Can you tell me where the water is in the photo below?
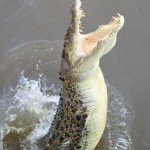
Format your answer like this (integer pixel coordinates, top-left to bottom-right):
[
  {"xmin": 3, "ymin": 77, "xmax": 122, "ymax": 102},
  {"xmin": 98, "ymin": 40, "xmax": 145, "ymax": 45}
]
[{"xmin": 0, "ymin": 41, "xmax": 133, "ymax": 149}]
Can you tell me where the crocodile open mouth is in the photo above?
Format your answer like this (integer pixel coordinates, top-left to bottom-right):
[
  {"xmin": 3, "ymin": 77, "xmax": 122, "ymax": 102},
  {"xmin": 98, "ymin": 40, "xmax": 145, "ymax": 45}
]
[
  {"xmin": 82, "ymin": 14, "xmax": 124, "ymax": 55},
  {"xmin": 63, "ymin": 0, "xmax": 124, "ymax": 63}
]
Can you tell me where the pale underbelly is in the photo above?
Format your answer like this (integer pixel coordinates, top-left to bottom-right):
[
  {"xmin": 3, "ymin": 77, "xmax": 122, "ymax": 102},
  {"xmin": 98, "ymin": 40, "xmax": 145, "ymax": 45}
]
[{"xmin": 79, "ymin": 75, "xmax": 108, "ymax": 150}]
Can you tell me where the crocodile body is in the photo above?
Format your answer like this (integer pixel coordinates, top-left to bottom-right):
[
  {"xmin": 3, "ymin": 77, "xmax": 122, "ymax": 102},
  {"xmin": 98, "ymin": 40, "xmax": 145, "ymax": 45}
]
[{"xmin": 44, "ymin": 0, "xmax": 124, "ymax": 149}]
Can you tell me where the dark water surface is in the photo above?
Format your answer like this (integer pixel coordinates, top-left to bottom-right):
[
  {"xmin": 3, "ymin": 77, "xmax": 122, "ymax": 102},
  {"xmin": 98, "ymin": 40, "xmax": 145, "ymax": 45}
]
[{"xmin": 0, "ymin": 0, "xmax": 150, "ymax": 149}]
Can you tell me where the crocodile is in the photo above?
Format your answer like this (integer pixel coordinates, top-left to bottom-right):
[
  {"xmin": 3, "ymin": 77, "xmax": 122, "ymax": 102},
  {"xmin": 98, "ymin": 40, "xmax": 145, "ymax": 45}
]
[{"xmin": 43, "ymin": 0, "xmax": 124, "ymax": 149}]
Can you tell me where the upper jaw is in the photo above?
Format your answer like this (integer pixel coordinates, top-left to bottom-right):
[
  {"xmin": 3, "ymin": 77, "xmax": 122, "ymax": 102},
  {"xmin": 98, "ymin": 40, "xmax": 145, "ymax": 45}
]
[{"xmin": 62, "ymin": 0, "xmax": 124, "ymax": 67}]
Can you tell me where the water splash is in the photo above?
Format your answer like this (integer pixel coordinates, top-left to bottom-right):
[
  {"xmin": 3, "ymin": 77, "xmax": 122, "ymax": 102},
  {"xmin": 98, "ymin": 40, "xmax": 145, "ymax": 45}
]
[{"xmin": 2, "ymin": 73, "xmax": 59, "ymax": 149}]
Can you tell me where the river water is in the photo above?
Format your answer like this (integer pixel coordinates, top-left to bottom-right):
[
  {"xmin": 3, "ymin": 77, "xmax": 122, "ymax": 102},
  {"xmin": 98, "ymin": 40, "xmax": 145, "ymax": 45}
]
[{"xmin": 0, "ymin": 0, "xmax": 150, "ymax": 150}]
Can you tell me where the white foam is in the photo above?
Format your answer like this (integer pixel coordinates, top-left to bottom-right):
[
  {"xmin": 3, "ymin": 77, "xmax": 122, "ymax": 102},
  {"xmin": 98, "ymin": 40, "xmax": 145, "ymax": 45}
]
[{"xmin": 3, "ymin": 73, "xmax": 60, "ymax": 149}]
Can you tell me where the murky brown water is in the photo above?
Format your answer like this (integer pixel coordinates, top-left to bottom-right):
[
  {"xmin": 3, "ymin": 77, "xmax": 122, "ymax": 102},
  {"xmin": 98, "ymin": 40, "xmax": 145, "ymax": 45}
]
[{"xmin": 0, "ymin": 0, "xmax": 150, "ymax": 149}]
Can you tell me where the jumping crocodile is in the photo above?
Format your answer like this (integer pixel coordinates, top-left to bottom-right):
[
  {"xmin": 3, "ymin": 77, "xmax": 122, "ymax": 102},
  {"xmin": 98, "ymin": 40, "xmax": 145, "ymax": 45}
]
[{"xmin": 43, "ymin": 0, "xmax": 124, "ymax": 149}]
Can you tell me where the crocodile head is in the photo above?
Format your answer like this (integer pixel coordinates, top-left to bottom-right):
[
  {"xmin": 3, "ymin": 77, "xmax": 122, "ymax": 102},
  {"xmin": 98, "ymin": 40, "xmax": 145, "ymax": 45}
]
[{"xmin": 61, "ymin": 0, "xmax": 124, "ymax": 74}]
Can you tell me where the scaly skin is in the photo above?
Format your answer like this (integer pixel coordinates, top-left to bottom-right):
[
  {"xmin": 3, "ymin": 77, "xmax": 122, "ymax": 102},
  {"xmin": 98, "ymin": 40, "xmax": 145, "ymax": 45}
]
[{"xmin": 44, "ymin": 0, "xmax": 124, "ymax": 149}]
